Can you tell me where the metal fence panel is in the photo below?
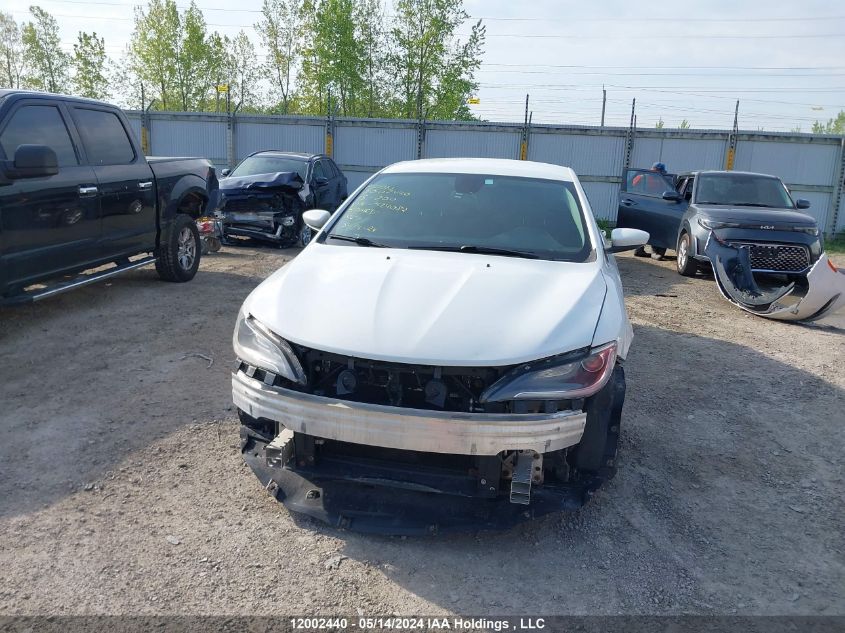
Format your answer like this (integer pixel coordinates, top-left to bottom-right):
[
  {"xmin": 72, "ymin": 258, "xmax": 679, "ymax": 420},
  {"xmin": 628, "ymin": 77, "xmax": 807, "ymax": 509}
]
[
  {"xmin": 735, "ymin": 139, "xmax": 839, "ymax": 186},
  {"xmin": 581, "ymin": 182, "xmax": 620, "ymax": 222},
  {"xmin": 424, "ymin": 129, "xmax": 520, "ymax": 159},
  {"xmin": 529, "ymin": 132, "xmax": 625, "ymax": 176},
  {"xmin": 334, "ymin": 124, "xmax": 417, "ymax": 167},
  {"xmin": 235, "ymin": 120, "xmax": 324, "ymax": 160},
  {"xmin": 149, "ymin": 118, "xmax": 227, "ymax": 163},
  {"xmin": 632, "ymin": 135, "xmax": 727, "ymax": 173}
]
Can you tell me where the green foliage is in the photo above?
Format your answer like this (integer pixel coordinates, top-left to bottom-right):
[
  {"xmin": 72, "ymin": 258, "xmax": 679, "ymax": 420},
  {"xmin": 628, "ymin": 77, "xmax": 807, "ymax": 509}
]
[
  {"xmin": 0, "ymin": 12, "xmax": 25, "ymax": 89},
  {"xmin": 679, "ymin": 119, "xmax": 690, "ymax": 129},
  {"xmin": 299, "ymin": 0, "xmax": 367, "ymax": 116},
  {"xmin": 812, "ymin": 111, "xmax": 845, "ymax": 134},
  {"xmin": 21, "ymin": 6, "xmax": 70, "ymax": 93},
  {"xmin": 256, "ymin": 0, "xmax": 302, "ymax": 114},
  {"xmin": 389, "ymin": 0, "xmax": 485, "ymax": 120},
  {"xmin": 824, "ymin": 235, "xmax": 845, "ymax": 255},
  {"xmin": 72, "ymin": 32, "xmax": 108, "ymax": 100},
  {"xmin": 655, "ymin": 117, "xmax": 664, "ymax": 129}
]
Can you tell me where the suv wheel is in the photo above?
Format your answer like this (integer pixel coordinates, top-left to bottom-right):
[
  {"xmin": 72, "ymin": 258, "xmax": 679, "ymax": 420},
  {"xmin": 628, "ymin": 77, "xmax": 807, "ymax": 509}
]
[
  {"xmin": 299, "ymin": 224, "xmax": 313, "ymax": 248},
  {"xmin": 676, "ymin": 232, "xmax": 698, "ymax": 277}
]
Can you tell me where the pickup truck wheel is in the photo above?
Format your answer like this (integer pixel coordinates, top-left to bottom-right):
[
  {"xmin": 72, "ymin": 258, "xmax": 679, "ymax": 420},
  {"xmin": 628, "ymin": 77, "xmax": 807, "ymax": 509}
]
[
  {"xmin": 156, "ymin": 214, "xmax": 201, "ymax": 282},
  {"xmin": 676, "ymin": 232, "xmax": 698, "ymax": 277}
]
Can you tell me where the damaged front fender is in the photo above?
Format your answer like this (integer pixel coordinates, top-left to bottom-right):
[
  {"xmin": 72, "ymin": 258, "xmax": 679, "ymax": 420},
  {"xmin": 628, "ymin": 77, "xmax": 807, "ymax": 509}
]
[{"xmin": 705, "ymin": 234, "xmax": 845, "ymax": 321}]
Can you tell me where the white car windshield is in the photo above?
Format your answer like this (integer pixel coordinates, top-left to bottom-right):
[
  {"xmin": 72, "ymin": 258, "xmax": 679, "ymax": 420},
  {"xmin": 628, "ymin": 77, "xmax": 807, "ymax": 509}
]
[{"xmin": 325, "ymin": 172, "xmax": 594, "ymax": 262}]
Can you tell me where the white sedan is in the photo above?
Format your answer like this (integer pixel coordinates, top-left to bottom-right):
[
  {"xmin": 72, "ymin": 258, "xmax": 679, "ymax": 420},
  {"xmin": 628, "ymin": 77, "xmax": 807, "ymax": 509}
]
[{"xmin": 232, "ymin": 158, "xmax": 648, "ymax": 534}]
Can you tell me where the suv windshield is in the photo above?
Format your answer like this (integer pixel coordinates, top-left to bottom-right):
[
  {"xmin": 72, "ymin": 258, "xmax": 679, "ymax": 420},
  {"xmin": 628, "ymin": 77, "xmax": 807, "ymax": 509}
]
[
  {"xmin": 325, "ymin": 172, "xmax": 593, "ymax": 262},
  {"xmin": 695, "ymin": 173, "xmax": 794, "ymax": 208},
  {"xmin": 230, "ymin": 155, "xmax": 308, "ymax": 179}
]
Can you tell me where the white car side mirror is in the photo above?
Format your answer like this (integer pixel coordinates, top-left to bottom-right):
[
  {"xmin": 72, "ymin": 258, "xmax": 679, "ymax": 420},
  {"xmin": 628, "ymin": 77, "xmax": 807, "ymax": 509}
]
[
  {"xmin": 303, "ymin": 209, "xmax": 331, "ymax": 231},
  {"xmin": 608, "ymin": 228, "xmax": 649, "ymax": 253}
]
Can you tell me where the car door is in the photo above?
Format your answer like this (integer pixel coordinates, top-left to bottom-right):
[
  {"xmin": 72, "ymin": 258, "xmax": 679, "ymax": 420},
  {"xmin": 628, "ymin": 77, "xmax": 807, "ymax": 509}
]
[
  {"xmin": 618, "ymin": 168, "xmax": 683, "ymax": 249},
  {"xmin": 69, "ymin": 106, "xmax": 157, "ymax": 258},
  {"xmin": 311, "ymin": 159, "xmax": 335, "ymax": 211},
  {"xmin": 0, "ymin": 101, "xmax": 101, "ymax": 289},
  {"xmin": 326, "ymin": 158, "xmax": 347, "ymax": 206}
]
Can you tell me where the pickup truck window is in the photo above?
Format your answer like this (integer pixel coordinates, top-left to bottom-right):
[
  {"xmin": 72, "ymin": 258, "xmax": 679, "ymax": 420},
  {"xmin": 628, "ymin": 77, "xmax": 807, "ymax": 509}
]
[
  {"xmin": 0, "ymin": 105, "xmax": 78, "ymax": 166},
  {"xmin": 72, "ymin": 107, "xmax": 136, "ymax": 165}
]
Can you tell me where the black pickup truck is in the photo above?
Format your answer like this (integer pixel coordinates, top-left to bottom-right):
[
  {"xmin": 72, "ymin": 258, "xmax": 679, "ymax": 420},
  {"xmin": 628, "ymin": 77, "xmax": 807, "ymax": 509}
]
[{"xmin": 0, "ymin": 90, "xmax": 218, "ymax": 303}]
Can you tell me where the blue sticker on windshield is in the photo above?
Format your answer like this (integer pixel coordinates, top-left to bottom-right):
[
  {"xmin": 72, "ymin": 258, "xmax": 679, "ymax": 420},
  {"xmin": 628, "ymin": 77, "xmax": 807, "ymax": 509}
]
[{"xmin": 484, "ymin": 178, "xmax": 494, "ymax": 185}]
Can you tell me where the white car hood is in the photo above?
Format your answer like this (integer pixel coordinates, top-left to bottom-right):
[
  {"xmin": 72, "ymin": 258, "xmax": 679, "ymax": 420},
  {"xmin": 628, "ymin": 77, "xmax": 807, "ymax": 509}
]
[{"xmin": 243, "ymin": 243, "xmax": 609, "ymax": 366}]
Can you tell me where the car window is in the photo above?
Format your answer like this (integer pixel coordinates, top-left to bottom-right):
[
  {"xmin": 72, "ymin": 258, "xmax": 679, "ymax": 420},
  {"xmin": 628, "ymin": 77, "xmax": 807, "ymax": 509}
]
[
  {"xmin": 328, "ymin": 160, "xmax": 341, "ymax": 177},
  {"xmin": 72, "ymin": 108, "xmax": 136, "ymax": 165},
  {"xmin": 230, "ymin": 155, "xmax": 307, "ymax": 180},
  {"xmin": 682, "ymin": 177, "xmax": 695, "ymax": 200},
  {"xmin": 0, "ymin": 105, "xmax": 78, "ymax": 166},
  {"xmin": 695, "ymin": 173, "xmax": 793, "ymax": 207},
  {"xmin": 326, "ymin": 172, "xmax": 593, "ymax": 262},
  {"xmin": 625, "ymin": 169, "xmax": 675, "ymax": 197},
  {"xmin": 313, "ymin": 161, "xmax": 326, "ymax": 179}
]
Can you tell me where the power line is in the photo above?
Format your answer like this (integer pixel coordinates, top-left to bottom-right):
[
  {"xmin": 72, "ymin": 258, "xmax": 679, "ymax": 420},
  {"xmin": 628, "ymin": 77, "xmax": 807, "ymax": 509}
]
[{"xmin": 14, "ymin": 11, "xmax": 845, "ymax": 39}]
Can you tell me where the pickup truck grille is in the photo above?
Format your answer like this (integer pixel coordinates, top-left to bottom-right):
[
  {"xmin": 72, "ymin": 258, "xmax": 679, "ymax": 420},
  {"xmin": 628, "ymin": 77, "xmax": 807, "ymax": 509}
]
[{"xmin": 729, "ymin": 242, "xmax": 811, "ymax": 273}]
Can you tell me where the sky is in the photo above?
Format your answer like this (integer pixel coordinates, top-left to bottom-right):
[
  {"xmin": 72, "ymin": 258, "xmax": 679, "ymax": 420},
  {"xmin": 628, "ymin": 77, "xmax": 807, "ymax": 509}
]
[{"xmin": 6, "ymin": 0, "xmax": 845, "ymax": 131}]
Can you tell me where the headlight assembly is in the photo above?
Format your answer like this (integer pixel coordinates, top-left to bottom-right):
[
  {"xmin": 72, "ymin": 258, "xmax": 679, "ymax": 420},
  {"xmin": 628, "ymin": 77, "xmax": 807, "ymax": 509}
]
[
  {"xmin": 480, "ymin": 342, "xmax": 617, "ymax": 403},
  {"xmin": 795, "ymin": 226, "xmax": 819, "ymax": 236},
  {"xmin": 698, "ymin": 218, "xmax": 740, "ymax": 231},
  {"xmin": 233, "ymin": 310, "xmax": 306, "ymax": 384}
]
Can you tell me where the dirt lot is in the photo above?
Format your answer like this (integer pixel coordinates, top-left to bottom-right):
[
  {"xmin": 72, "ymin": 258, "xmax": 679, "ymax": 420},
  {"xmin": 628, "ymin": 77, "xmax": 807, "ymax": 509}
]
[{"xmin": 0, "ymin": 246, "xmax": 843, "ymax": 616}]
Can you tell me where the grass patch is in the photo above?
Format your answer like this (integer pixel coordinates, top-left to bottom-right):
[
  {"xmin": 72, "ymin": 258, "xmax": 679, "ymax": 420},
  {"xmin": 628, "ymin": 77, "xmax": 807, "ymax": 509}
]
[
  {"xmin": 825, "ymin": 235, "xmax": 845, "ymax": 254},
  {"xmin": 596, "ymin": 219, "xmax": 614, "ymax": 235}
]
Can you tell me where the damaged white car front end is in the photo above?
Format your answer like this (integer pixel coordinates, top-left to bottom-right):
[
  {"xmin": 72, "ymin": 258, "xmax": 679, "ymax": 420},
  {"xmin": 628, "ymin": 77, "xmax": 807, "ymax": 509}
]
[{"xmin": 232, "ymin": 158, "xmax": 648, "ymax": 534}]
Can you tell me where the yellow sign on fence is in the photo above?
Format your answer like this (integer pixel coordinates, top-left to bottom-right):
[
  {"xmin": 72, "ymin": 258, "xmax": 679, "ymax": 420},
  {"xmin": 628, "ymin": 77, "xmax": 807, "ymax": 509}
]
[
  {"xmin": 467, "ymin": 97, "xmax": 480, "ymax": 105},
  {"xmin": 216, "ymin": 84, "xmax": 229, "ymax": 93}
]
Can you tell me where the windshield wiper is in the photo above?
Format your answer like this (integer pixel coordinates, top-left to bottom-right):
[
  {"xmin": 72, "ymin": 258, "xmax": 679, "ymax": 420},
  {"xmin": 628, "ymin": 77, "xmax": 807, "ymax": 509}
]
[
  {"xmin": 408, "ymin": 244, "xmax": 539, "ymax": 259},
  {"xmin": 327, "ymin": 234, "xmax": 387, "ymax": 248},
  {"xmin": 723, "ymin": 203, "xmax": 774, "ymax": 207}
]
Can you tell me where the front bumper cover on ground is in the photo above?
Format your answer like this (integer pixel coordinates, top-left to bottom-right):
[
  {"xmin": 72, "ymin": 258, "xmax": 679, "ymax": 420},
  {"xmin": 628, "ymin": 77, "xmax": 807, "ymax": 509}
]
[{"xmin": 705, "ymin": 235, "xmax": 845, "ymax": 321}]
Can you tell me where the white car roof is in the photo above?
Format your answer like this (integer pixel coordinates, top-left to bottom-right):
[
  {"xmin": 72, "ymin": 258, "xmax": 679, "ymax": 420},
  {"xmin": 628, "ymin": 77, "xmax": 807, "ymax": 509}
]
[{"xmin": 382, "ymin": 158, "xmax": 577, "ymax": 182}]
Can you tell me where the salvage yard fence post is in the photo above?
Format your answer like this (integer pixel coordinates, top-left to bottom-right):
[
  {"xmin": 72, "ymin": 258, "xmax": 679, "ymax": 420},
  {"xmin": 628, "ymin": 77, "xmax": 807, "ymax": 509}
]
[{"xmin": 126, "ymin": 109, "xmax": 845, "ymax": 236}]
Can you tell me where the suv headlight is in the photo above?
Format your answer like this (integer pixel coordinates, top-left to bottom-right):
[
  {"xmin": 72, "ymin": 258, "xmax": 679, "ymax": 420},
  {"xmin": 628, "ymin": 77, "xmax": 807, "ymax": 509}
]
[
  {"xmin": 796, "ymin": 226, "xmax": 819, "ymax": 236},
  {"xmin": 698, "ymin": 218, "xmax": 740, "ymax": 230},
  {"xmin": 233, "ymin": 310, "xmax": 306, "ymax": 384},
  {"xmin": 480, "ymin": 342, "xmax": 617, "ymax": 403}
]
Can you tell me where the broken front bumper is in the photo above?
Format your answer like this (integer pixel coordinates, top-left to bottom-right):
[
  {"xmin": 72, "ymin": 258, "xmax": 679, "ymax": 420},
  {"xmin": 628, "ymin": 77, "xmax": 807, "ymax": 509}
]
[
  {"xmin": 232, "ymin": 370, "xmax": 588, "ymax": 456},
  {"xmin": 705, "ymin": 235, "xmax": 845, "ymax": 321}
]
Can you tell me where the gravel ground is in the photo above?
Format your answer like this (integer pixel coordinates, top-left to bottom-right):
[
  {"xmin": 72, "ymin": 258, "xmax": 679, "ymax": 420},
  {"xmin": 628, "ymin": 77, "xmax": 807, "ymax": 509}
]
[{"xmin": 0, "ymin": 245, "xmax": 843, "ymax": 616}]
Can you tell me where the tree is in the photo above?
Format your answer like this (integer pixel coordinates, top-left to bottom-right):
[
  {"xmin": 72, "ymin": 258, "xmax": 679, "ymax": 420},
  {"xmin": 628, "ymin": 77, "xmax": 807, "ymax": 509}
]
[
  {"xmin": 256, "ymin": 0, "xmax": 303, "ymax": 114},
  {"xmin": 108, "ymin": 51, "xmax": 145, "ymax": 110},
  {"xmin": 679, "ymin": 119, "xmax": 690, "ymax": 129},
  {"xmin": 655, "ymin": 117, "xmax": 664, "ymax": 129},
  {"xmin": 222, "ymin": 31, "xmax": 261, "ymax": 111},
  {"xmin": 299, "ymin": 0, "xmax": 367, "ymax": 116},
  {"xmin": 389, "ymin": 0, "xmax": 485, "ymax": 120},
  {"xmin": 72, "ymin": 32, "xmax": 108, "ymax": 99},
  {"xmin": 0, "ymin": 12, "xmax": 25, "ymax": 89},
  {"xmin": 21, "ymin": 6, "xmax": 70, "ymax": 93},
  {"xmin": 357, "ymin": 0, "xmax": 388, "ymax": 117},
  {"xmin": 130, "ymin": 0, "xmax": 180, "ymax": 109},
  {"xmin": 173, "ymin": 2, "xmax": 213, "ymax": 111},
  {"xmin": 812, "ymin": 111, "xmax": 845, "ymax": 134},
  {"xmin": 129, "ymin": 0, "xmax": 222, "ymax": 111}
]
